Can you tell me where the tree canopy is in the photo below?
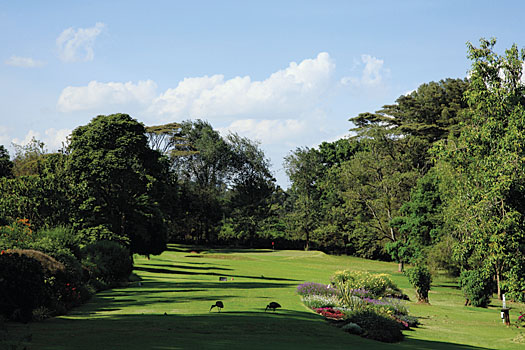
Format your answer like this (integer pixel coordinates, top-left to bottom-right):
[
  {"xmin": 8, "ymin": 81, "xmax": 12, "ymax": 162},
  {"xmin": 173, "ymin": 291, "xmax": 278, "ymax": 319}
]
[{"xmin": 66, "ymin": 113, "xmax": 169, "ymax": 254}]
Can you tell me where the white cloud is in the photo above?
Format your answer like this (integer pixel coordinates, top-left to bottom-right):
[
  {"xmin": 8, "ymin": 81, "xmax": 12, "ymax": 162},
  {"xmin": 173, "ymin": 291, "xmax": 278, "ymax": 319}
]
[
  {"xmin": 56, "ymin": 52, "xmax": 336, "ymax": 123},
  {"xmin": 57, "ymin": 80, "xmax": 157, "ymax": 112},
  {"xmin": 341, "ymin": 54, "xmax": 388, "ymax": 88},
  {"xmin": 56, "ymin": 22, "xmax": 105, "ymax": 62},
  {"xmin": 218, "ymin": 119, "xmax": 307, "ymax": 145},
  {"xmin": 5, "ymin": 56, "xmax": 45, "ymax": 68},
  {"xmin": 44, "ymin": 128, "xmax": 71, "ymax": 150},
  {"xmin": 11, "ymin": 128, "xmax": 71, "ymax": 152},
  {"xmin": 12, "ymin": 130, "xmax": 41, "ymax": 147},
  {"xmin": 151, "ymin": 52, "xmax": 335, "ymax": 120}
]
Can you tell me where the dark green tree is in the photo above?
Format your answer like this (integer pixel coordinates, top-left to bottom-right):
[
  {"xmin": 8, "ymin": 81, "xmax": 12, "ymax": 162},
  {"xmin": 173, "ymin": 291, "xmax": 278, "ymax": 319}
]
[
  {"xmin": 170, "ymin": 120, "xmax": 232, "ymax": 242},
  {"xmin": 284, "ymin": 147, "xmax": 323, "ymax": 250},
  {"xmin": 0, "ymin": 145, "xmax": 13, "ymax": 178},
  {"xmin": 145, "ymin": 122, "xmax": 187, "ymax": 156},
  {"xmin": 66, "ymin": 113, "xmax": 168, "ymax": 255},
  {"xmin": 339, "ymin": 128, "xmax": 419, "ymax": 265},
  {"xmin": 350, "ymin": 78, "xmax": 469, "ymax": 171},
  {"xmin": 227, "ymin": 133, "xmax": 275, "ymax": 244},
  {"xmin": 0, "ymin": 152, "xmax": 71, "ymax": 229},
  {"xmin": 388, "ymin": 168, "xmax": 446, "ymax": 268},
  {"xmin": 11, "ymin": 138, "xmax": 47, "ymax": 177},
  {"xmin": 436, "ymin": 38, "xmax": 525, "ymax": 300}
]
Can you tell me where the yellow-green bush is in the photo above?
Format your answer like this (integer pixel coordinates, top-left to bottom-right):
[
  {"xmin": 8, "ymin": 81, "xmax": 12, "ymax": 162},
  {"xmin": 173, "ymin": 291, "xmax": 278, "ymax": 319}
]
[{"xmin": 331, "ymin": 270, "xmax": 403, "ymax": 298}]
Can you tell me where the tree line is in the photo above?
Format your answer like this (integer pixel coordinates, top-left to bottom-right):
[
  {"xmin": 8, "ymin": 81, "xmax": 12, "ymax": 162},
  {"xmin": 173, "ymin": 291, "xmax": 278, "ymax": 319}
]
[{"xmin": 1, "ymin": 38, "xmax": 524, "ymax": 304}]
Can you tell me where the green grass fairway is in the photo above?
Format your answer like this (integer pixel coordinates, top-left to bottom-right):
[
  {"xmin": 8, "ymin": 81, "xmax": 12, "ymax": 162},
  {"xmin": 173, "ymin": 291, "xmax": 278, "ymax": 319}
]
[{"xmin": 4, "ymin": 245, "xmax": 525, "ymax": 349}]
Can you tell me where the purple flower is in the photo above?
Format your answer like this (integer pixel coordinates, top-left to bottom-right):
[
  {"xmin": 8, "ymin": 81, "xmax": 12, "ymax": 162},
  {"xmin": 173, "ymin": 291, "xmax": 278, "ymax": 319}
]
[
  {"xmin": 363, "ymin": 297, "xmax": 387, "ymax": 305},
  {"xmin": 297, "ymin": 282, "xmax": 339, "ymax": 297},
  {"xmin": 350, "ymin": 288, "xmax": 370, "ymax": 298}
]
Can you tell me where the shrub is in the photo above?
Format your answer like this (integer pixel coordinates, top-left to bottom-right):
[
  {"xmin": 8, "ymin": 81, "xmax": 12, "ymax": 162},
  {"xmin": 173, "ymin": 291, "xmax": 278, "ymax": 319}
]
[
  {"xmin": 341, "ymin": 322, "xmax": 363, "ymax": 335},
  {"xmin": 404, "ymin": 266, "xmax": 432, "ymax": 303},
  {"xmin": 363, "ymin": 297, "xmax": 408, "ymax": 316},
  {"xmin": 81, "ymin": 240, "xmax": 133, "ymax": 284},
  {"xmin": 331, "ymin": 270, "xmax": 402, "ymax": 298},
  {"xmin": 345, "ymin": 310, "xmax": 404, "ymax": 343},
  {"xmin": 31, "ymin": 226, "xmax": 82, "ymax": 258},
  {"xmin": 501, "ymin": 261, "xmax": 525, "ymax": 303},
  {"xmin": 7, "ymin": 249, "xmax": 65, "ymax": 275},
  {"xmin": 396, "ymin": 314, "xmax": 419, "ymax": 328},
  {"xmin": 302, "ymin": 294, "xmax": 340, "ymax": 309},
  {"xmin": 313, "ymin": 307, "xmax": 345, "ymax": 319},
  {"xmin": 425, "ymin": 235, "xmax": 460, "ymax": 277},
  {"xmin": 0, "ymin": 251, "xmax": 47, "ymax": 322},
  {"xmin": 296, "ymin": 282, "xmax": 339, "ymax": 297},
  {"xmin": 459, "ymin": 269, "xmax": 493, "ymax": 307},
  {"xmin": 517, "ymin": 312, "xmax": 525, "ymax": 328},
  {"xmin": 6, "ymin": 249, "xmax": 85, "ymax": 313},
  {"xmin": 0, "ymin": 218, "xmax": 35, "ymax": 250}
]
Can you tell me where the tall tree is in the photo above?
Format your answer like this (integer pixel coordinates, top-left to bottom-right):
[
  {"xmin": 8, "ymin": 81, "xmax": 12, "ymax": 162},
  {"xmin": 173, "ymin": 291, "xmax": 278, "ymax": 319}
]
[
  {"xmin": 145, "ymin": 122, "xmax": 189, "ymax": 157},
  {"xmin": 388, "ymin": 168, "xmax": 446, "ymax": 268},
  {"xmin": 284, "ymin": 147, "xmax": 323, "ymax": 250},
  {"xmin": 436, "ymin": 38, "xmax": 525, "ymax": 300},
  {"xmin": 11, "ymin": 138, "xmax": 47, "ymax": 176},
  {"xmin": 227, "ymin": 133, "xmax": 275, "ymax": 243},
  {"xmin": 0, "ymin": 145, "xmax": 13, "ymax": 178},
  {"xmin": 339, "ymin": 128, "xmax": 418, "ymax": 266},
  {"xmin": 66, "ymin": 113, "xmax": 168, "ymax": 255},
  {"xmin": 170, "ymin": 120, "xmax": 232, "ymax": 242},
  {"xmin": 350, "ymin": 78, "xmax": 469, "ymax": 172}
]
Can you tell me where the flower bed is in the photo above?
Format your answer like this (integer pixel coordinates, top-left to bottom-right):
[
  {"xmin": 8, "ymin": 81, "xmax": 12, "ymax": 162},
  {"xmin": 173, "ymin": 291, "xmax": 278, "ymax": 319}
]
[
  {"xmin": 313, "ymin": 307, "xmax": 345, "ymax": 320},
  {"xmin": 298, "ymin": 271, "xmax": 417, "ymax": 343}
]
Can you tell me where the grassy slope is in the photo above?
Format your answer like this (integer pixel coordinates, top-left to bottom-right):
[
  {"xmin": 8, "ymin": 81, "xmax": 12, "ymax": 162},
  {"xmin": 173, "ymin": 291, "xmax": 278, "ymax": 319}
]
[{"xmin": 5, "ymin": 245, "xmax": 525, "ymax": 349}]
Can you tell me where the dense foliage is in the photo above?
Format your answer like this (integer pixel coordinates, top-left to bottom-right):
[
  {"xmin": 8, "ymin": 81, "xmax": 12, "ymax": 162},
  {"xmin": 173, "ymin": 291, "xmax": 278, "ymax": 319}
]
[
  {"xmin": 404, "ymin": 266, "xmax": 432, "ymax": 303},
  {"xmin": 459, "ymin": 269, "xmax": 494, "ymax": 307},
  {"xmin": 0, "ymin": 251, "xmax": 47, "ymax": 322},
  {"xmin": 298, "ymin": 271, "xmax": 409, "ymax": 342},
  {"xmin": 1, "ymin": 39, "xmax": 525, "ymax": 326}
]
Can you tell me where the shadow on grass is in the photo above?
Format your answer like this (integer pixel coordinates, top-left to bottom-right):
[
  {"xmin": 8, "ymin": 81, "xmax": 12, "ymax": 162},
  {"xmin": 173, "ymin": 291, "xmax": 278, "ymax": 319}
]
[
  {"xmin": 433, "ymin": 284, "xmax": 460, "ymax": 290},
  {"xmin": 134, "ymin": 266, "xmax": 299, "ymax": 281},
  {"xmin": 140, "ymin": 262, "xmax": 234, "ymax": 272},
  {"xmin": 7, "ymin": 311, "xmax": 490, "ymax": 350},
  {"xmin": 79, "ymin": 279, "xmax": 297, "ymax": 312},
  {"xmin": 164, "ymin": 244, "xmax": 274, "ymax": 255}
]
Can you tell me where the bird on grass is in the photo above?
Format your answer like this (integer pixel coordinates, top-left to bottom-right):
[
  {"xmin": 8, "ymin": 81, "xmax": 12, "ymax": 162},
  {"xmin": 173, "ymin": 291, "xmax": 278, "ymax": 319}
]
[
  {"xmin": 265, "ymin": 302, "xmax": 281, "ymax": 312},
  {"xmin": 210, "ymin": 301, "xmax": 224, "ymax": 312}
]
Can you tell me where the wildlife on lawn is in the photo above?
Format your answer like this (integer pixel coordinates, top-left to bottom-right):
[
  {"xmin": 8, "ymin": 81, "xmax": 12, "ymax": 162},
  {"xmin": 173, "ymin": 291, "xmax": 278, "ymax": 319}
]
[
  {"xmin": 210, "ymin": 301, "xmax": 224, "ymax": 312},
  {"xmin": 265, "ymin": 302, "xmax": 281, "ymax": 312}
]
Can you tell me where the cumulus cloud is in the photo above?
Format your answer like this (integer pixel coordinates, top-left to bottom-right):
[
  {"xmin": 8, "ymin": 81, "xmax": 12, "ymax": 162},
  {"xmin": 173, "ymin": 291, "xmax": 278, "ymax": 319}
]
[
  {"xmin": 5, "ymin": 56, "xmax": 45, "ymax": 68},
  {"xmin": 56, "ymin": 22, "xmax": 105, "ymax": 62},
  {"xmin": 11, "ymin": 128, "xmax": 71, "ymax": 152},
  {"xmin": 341, "ymin": 54, "xmax": 388, "ymax": 88},
  {"xmin": 151, "ymin": 52, "xmax": 335, "ymax": 119},
  {"xmin": 56, "ymin": 52, "xmax": 340, "ymax": 149},
  {"xmin": 44, "ymin": 128, "xmax": 72, "ymax": 150},
  {"xmin": 12, "ymin": 130, "xmax": 41, "ymax": 147},
  {"xmin": 218, "ymin": 119, "xmax": 308, "ymax": 145},
  {"xmin": 56, "ymin": 52, "xmax": 336, "ymax": 123},
  {"xmin": 57, "ymin": 80, "xmax": 157, "ymax": 112}
]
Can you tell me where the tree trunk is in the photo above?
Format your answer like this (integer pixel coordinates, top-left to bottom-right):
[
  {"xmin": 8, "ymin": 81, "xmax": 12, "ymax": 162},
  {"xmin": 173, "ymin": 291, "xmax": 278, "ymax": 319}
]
[
  {"xmin": 304, "ymin": 228, "xmax": 310, "ymax": 251},
  {"xmin": 398, "ymin": 261, "xmax": 404, "ymax": 273},
  {"xmin": 120, "ymin": 212, "xmax": 126, "ymax": 236},
  {"xmin": 496, "ymin": 266, "xmax": 502, "ymax": 300}
]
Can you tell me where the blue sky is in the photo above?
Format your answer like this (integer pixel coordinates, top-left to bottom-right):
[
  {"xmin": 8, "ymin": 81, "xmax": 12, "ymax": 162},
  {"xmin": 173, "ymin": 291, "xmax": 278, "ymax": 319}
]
[{"xmin": 1, "ymin": 0, "xmax": 524, "ymax": 186}]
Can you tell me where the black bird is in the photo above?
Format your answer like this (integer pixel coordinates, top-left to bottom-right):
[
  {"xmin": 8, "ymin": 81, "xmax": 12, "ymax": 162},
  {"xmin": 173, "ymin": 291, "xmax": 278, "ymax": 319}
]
[
  {"xmin": 265, "ymin": 301, "xmax": 281, "ymax": 312},
  {"xmin": 210, "ymin": 301, "xmax": 224, "ymax": 312}
]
